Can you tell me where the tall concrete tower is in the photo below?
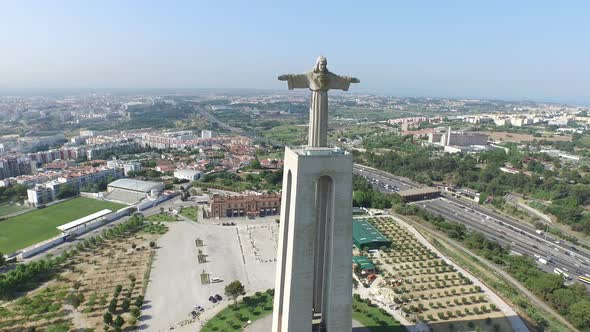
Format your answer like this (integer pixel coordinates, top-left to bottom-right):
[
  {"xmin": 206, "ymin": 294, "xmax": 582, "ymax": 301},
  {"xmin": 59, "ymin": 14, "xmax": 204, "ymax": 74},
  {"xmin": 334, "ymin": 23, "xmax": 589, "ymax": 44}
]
[{"xmin": 273, "ymin": 57, "xmax": 359, "ymax": 331}]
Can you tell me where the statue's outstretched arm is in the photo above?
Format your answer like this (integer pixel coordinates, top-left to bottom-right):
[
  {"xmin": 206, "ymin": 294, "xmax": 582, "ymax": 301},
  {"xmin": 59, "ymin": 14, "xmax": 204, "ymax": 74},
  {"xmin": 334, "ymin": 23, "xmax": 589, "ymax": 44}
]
[{"xmin": 278, "ymin": 73, "xmax": 309, "ymax": 90}]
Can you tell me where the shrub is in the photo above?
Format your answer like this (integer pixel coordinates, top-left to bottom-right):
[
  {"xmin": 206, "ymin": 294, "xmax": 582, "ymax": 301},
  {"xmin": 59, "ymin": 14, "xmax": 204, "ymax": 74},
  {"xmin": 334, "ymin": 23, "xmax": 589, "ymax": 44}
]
[
  {"xmin": 121, "ymin": 298, "xmax": 130, "ymax": 312},
  {"xmin": 130, "ymin": 306, "xmax": 141, "ymax": 317}
]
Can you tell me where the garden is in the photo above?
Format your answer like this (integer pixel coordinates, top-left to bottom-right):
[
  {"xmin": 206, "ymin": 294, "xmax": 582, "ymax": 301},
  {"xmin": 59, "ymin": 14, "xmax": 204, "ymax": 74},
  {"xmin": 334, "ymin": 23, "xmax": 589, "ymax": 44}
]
[
  {"xmin": 0, "ymin": 215, "xmax": 166, "ymax": 331},
  {"xmin": 357, "ymin": 217, "xmax": 508, "ymax": 331}
]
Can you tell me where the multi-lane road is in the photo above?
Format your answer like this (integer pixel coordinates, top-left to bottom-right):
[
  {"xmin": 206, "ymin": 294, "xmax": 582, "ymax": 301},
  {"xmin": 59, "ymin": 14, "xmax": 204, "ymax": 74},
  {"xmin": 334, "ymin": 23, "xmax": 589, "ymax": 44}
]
[{"xmin": 354, "ymin": 163, "xmax": 590, "ymax": 288}]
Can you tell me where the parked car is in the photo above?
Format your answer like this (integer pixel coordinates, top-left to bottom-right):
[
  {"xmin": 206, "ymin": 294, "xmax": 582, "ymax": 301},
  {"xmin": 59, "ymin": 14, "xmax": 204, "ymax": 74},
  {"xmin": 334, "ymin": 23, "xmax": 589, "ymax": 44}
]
[
  {"xmin": 209, "ymin": 296, "xmax": 217, "ymax": 303},
  {"xmin": 215, "ymin": 294, "xmax": 222, "ymax": 301},
  {"xmin": 193, "ymin": 305, "xmax": 204, "ymax": 312}
]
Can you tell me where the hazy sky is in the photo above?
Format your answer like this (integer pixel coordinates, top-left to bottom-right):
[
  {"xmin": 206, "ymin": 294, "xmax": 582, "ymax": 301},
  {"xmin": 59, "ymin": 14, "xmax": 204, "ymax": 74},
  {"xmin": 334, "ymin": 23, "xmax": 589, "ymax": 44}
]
[{"xmin": 1, "ymin": 1, "xmax": 589, "ymax": 104}]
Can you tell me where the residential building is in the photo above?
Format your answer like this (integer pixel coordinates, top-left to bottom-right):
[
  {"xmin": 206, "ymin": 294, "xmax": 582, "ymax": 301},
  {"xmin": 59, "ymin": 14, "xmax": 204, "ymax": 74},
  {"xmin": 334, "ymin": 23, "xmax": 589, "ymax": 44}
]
[
  {"xmin": 0, "ymin": 156, "xmax": 33, "ymax": 180},
  {"xmin": 27, "ymin": 185, "xmax": 54, "ymax": 206},
  {"xmin": 123, "ymin": 161, "xmax": 142, "ymax": 176},
  {"xmin": 25, "ymin": 166, "xmax": 122, "ymax": 206}
]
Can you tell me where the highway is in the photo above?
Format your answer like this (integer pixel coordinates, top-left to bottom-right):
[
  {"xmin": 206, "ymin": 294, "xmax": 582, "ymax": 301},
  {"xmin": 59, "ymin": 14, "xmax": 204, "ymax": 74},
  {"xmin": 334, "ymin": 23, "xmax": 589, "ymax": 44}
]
[{"xmin": 354, "ymin": 163, "xmax": 590, "ymax": 288}]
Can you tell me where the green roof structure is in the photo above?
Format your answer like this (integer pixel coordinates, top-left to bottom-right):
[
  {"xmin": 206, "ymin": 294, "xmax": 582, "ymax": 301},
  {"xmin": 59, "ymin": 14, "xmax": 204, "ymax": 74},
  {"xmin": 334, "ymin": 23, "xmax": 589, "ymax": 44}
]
[
  {"xmin": 353, "ymin": 219, "xmax": 392, "ymax": 250},
  {"xmin": 352, "ymin": 256, "xmax": 375, "ymax": 271}
]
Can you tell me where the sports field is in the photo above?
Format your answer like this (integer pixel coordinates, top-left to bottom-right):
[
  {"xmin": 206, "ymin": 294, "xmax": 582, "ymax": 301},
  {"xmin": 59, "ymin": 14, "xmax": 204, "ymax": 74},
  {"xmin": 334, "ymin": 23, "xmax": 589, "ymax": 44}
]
[{"xmin": 0, "ymin": 197, "xmax": 125, "ymax": 254}]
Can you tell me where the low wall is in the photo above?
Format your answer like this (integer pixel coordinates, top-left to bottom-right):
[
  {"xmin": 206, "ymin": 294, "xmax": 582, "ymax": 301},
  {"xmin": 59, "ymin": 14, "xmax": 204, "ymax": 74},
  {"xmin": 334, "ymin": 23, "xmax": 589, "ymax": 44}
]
[
  {"xmin": 79, "ymin": 192, "xmax": 103, "ymax": 199},
  {"xmin": 20, "ymin": 235, "xmax": 65, "ymax": 259},
  {"xmin": 136, "ymin": 193, "xmax": 177, "ymax": 211}
]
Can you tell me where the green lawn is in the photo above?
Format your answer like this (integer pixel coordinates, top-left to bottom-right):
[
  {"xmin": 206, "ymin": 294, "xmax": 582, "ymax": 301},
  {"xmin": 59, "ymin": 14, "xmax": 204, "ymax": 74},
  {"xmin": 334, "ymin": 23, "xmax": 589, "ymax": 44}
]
[
  {"xmin": 0, "ymin": 203, "xmax": 30, "ymax": 217},
  {"xmin": 179, "ymin": 206, "xmax": 199, "ymax": 221},
  {"xmin": 352, "ymin": 295, "xmax": 404, "ymax": 332},
  {"xmin": 201, "ymin": 292, "xmax": 402, "ymax": 332},
  {"xmin": 0, "ymin": 197, "xmax": 125, "ymax": 253},
  {"xmin": 201, "ymin": 290, "xmax": 274, "ymax": 332},
  {"xmin": 144, "ymin": 213, "xmax": 178, "ymax": 222}
]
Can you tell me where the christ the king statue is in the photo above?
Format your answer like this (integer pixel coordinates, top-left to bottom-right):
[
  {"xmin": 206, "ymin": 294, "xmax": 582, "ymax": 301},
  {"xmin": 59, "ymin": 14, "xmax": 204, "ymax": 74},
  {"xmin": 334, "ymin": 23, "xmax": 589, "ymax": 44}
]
[{"xmin": 278, "ymin": 56, "xmax": 360, "ymax": 147}]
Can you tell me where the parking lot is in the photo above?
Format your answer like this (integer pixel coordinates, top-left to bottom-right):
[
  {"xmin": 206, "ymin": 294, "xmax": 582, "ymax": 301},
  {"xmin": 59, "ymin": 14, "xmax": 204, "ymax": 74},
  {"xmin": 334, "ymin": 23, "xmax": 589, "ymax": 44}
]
[{"xmin": 142, "ymin": 216, "xmax": 278, "ymax": 331}]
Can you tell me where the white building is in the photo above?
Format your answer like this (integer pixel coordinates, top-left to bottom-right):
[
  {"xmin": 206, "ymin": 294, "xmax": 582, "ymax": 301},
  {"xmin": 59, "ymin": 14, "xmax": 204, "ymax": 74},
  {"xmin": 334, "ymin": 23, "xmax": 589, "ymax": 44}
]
[
  {"xmin": 174, "ymin": 168, "xmax": 202, "ymax": 181},
  {"xmin": 494, "ymin": 118, "xmax": 507, "ymax": 126},
  {"xmin": 80, "ymin": 130, "xmax": 95, "ymax": 137},
  {"xmin": 123, "ymin": 161, "xmax": 142, "ymax": 176},
  {"xmin": 27, "ymin": 186, "xmax": 54, "ymax": 206},
  {"xmin": 201, "ymin": 130, "xmax": 215, "ymax": 139}
]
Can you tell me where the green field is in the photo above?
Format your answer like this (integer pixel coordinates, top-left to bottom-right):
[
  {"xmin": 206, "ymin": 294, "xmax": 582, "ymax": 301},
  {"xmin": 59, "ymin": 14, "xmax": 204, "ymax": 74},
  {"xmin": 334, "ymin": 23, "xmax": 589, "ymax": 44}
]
[
  {"xmin": 0, "ymin": 197, "xmax": 125, "ymax": 254},
  {"xmin": 179, "ymin": 206, "xmax": 199, "ymax": 221},
  {"xmin": 0, "ymin": 203, "xmax": 30, "ymax": 217}
]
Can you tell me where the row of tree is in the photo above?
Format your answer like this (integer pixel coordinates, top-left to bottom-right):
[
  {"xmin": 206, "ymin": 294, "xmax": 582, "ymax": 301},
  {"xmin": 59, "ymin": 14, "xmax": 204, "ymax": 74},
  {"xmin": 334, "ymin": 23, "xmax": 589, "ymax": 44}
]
[
  {"xmin": 0, "ymin": 183, "xmax": 27, "ymax": 204},
  {"xmin": 0, "ymin": 215, "xmax": 146, "ymax": 300},
  {"xmin": 399, "ymin": 202, "xmax": 590, "ymax": 330},
  {"xmin": 360, "ymin": 143, "xmax": 590, "ymax": 234}
]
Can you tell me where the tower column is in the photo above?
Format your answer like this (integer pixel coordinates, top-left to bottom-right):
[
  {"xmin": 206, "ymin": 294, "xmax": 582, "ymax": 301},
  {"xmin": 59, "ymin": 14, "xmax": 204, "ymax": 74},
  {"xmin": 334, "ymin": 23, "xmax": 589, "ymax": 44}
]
[{"xmin": 272, "ymin": 146, "xmax": 352, "ymax": 332}]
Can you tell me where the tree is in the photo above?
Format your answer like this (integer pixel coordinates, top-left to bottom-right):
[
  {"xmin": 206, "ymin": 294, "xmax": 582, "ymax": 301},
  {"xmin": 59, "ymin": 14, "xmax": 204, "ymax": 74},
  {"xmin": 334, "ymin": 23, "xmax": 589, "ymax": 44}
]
[
  {"xmin": 103, "ymin": 312, "xmax": 113, "ymax": 326},
  {"xmin": 121, "ymin": 298, "xmax": 130, "ymax": 311},
  {"xmin": 134, "ymin": 295, "xmax": 144, "ymax": 308},
  {"xmin": 149, "ymin": 241, "xmax": 156, "ymax": 248},
  {"xmin": 568, "ymin": 300, "xmax": 590, "ymax": 329},
  {"xmin": 549, "ymin": 288, "xmax": 578, "ymax": 314},
  {"xmin": 56, "ymin": 184, "xmax": 76, "ymax": 199},
  {"xmin": 525, "ymin": 274, "xmax": 563, "ymax": 299},
  {"xmin": 130, "ymin": 306, "xmax": 141, "ymax": 318},
  {"xmin": 109, "ymin": 299, "xmax": 117, "ymax": 313},
  {"xmin": 224, "ymin": 280, "xmax": 246, "ymax": 305},
  {"xmin": 113, "ymin": 315, "xmax": 125, "ymax": 328},
  {"xmin": 66, "ymin": 292, "xmax": 85, "ymax": 308},
  {"xmin": 127, "ymin": 316, "xmax": 138, "ymax": 327}
]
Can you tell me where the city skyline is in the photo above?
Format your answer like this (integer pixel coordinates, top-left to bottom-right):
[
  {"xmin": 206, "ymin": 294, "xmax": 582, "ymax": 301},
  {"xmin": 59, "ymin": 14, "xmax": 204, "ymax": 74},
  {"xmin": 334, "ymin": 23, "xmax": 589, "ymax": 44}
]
[{"xmin": 1, "ymin": 1, "xmax": 589, "ymax": 104}]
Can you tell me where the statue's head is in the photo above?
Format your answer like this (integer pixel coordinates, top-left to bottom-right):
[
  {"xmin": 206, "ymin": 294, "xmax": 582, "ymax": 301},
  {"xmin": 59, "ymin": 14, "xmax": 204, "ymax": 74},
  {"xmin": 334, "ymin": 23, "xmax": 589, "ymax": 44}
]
[{"xmin": 313, "ymin": 56, "xmax": 328, "ymax": 73}]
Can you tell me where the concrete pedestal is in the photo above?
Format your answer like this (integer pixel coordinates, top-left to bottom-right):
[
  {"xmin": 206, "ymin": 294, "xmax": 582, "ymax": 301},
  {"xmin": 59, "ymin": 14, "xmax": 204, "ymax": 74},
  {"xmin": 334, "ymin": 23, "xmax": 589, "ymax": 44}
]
[{"xmin": 272, "ymin": 146, "xmax": 353, "ymax": 332}]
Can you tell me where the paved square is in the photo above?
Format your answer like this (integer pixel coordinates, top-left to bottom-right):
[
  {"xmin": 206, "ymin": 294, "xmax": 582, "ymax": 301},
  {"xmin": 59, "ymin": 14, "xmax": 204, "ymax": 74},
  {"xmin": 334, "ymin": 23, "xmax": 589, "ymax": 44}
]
[{"xmin": 142, "ymin": 217, "xmax": 278, "ymax": 331}]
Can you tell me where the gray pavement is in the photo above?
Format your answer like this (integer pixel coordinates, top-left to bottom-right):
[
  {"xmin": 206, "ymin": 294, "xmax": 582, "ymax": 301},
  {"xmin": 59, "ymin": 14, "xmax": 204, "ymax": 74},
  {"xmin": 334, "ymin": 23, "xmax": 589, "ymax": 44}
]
[{"xmin": 142, "ymin": 216, "xmax": 278, "ymax": 331}]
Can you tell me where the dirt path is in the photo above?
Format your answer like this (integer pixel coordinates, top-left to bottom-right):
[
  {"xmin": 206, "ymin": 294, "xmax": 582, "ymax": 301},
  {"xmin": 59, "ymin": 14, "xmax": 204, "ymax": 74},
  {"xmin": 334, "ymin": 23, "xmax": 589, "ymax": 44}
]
[{"xmin": 64, "ymin": 303, "xmax": 89, "ymax": 330}]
